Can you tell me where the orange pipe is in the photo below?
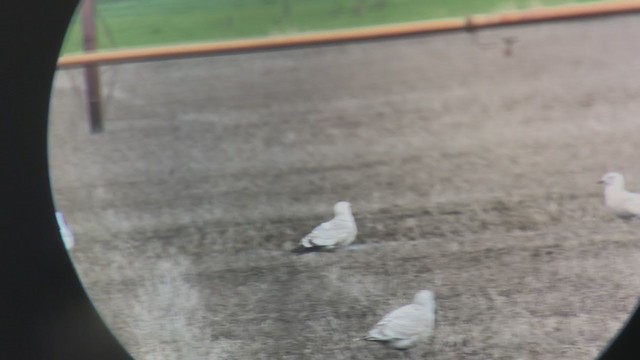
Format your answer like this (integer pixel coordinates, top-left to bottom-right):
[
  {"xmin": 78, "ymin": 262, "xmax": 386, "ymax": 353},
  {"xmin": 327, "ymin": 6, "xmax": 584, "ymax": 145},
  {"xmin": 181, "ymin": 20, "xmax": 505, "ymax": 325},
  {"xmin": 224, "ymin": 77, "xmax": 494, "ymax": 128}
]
[
  {"xmin": 57, "ymin": 1, "xmax": 640, "ymax": 69},
  {"xmin": 469, "ymin": 0, "xmax": 640, "ymax": 27}
]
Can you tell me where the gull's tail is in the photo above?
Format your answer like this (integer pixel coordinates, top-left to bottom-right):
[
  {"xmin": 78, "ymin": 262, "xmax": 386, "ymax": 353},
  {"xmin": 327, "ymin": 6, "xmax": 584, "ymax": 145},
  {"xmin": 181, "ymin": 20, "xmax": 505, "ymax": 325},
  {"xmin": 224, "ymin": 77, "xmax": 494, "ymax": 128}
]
[
  {"xmin": 291, "ymin": 245, "xmax": 323, "ymax": 255},
  {"xmin": 362, "ymin": 335, "xmax": 386, "ymax": 343}
]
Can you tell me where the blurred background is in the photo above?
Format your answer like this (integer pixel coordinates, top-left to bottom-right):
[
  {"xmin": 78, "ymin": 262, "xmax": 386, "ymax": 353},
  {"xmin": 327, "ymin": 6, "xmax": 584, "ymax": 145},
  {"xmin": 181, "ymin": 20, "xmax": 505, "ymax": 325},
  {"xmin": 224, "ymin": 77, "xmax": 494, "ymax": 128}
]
[{"xmin": 50, "ymin": 1, "xmax": 640, "ymax": 359}]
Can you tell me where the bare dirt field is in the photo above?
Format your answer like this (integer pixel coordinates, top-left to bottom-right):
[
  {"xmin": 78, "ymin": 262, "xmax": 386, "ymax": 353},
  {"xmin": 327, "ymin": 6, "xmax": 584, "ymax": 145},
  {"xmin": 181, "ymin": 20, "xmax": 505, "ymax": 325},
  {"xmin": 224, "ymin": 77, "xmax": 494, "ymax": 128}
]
[{"xmin": 49, "ymin": 14, "xmax": 640, "ymax": 360}]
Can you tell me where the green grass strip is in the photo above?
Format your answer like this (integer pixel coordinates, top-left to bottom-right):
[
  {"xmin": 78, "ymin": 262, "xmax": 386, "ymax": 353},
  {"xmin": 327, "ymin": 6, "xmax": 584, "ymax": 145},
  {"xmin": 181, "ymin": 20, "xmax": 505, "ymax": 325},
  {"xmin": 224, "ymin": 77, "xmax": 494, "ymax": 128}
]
[{"xmin": 61, "ymin": 0, "xmax": 612, "ymax": 54}]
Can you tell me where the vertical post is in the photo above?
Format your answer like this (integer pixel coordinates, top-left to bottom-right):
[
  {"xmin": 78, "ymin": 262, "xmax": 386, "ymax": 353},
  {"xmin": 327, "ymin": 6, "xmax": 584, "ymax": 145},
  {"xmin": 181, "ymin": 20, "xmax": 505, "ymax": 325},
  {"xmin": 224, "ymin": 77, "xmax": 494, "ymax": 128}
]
[{"xmin": 81, "ymin": 0, "xmax": 103, "ymax": 133}]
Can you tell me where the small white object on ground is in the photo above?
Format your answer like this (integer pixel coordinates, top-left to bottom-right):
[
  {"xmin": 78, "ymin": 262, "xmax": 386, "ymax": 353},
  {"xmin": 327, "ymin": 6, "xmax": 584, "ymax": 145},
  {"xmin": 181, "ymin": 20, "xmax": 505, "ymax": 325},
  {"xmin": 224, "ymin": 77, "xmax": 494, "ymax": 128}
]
[
  {"xmin": 365, "ymin": 290, "xmax": 436, "ymax": 351},
  {"xmin": 598, "ymin": 172, "xmax": 640, "ymax": 219},
  {"xmin": 295, "ymin": 201, "xmax": 357, "ymax": 252},
  {"xmin": 56, "ymin": 211, "xmax": 75, "ymax": 250}
]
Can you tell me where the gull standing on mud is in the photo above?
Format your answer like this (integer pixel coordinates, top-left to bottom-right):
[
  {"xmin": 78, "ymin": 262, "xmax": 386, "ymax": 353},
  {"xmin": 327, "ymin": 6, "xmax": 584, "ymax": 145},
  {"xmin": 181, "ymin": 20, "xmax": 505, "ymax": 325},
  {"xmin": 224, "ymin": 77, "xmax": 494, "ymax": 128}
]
[
  {"xmin": 364, "ymin": 290, "xmax": 436, "ymax": 357},
  {"xmin": 292, "ymin": 201, "xmax": 357, "ymax": 253},
  {"xmin": 598, "ymin": 172, "xmax": 640, "ymax": 220}
]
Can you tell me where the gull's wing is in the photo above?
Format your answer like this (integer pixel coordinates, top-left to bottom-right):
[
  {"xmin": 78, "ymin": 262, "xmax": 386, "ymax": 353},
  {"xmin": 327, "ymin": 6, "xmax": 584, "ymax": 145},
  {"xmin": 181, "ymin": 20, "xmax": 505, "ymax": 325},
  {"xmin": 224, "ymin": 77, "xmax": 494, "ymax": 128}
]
[
  {"xmin": 367, "ymin": 304, "xmax": 431, "ymax": 341},
  {"xmin": 302, "ymin": 218, "xmax": 353, "ymax": 248}
]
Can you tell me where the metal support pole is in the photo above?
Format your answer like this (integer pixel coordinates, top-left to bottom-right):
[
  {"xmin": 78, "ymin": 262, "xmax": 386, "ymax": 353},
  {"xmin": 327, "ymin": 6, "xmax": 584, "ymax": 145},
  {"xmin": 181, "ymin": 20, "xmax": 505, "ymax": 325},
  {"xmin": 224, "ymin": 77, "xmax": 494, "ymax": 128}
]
[{"xmin": 81, "ymin": 0, "xmax": 103, "ymax": 133}]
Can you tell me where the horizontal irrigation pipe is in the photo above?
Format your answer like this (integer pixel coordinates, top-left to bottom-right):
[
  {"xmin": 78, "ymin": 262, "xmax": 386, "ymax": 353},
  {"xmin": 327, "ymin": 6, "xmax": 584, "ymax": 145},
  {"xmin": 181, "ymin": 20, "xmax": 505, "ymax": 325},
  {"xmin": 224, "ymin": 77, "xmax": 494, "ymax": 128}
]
[{"xmin": 58, "ymin": 0, "xmax": 640, "ymax": 68}]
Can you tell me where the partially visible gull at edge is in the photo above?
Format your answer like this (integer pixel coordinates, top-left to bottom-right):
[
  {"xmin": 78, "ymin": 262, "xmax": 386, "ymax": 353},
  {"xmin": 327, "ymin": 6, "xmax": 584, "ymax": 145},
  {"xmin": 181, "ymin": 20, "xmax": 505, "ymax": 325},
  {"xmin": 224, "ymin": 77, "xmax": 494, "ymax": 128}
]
[
  {"xmin": 598, "ymin": 172, "xmax": 640, "ymax": 220},
  {"xmin": 56, "ymin": 211, "xmax": 75, "ymax": 250}
]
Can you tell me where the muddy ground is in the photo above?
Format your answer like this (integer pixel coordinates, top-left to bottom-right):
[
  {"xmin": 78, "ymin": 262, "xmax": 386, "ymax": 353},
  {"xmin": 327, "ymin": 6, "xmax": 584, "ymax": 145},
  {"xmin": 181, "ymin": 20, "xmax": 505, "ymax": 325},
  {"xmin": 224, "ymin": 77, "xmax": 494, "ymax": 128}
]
[{"xmin": 49, "ymin": 14, "xmax": 640, "ymax": 360}]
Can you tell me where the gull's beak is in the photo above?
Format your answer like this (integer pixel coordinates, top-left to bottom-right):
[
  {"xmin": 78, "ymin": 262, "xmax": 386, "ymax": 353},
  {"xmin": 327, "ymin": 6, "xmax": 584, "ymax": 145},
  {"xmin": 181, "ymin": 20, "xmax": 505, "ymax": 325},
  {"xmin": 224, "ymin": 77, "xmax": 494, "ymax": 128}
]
[{"xmin": 597, "ymin": 179, "xmax": 605, "ymax": 184}]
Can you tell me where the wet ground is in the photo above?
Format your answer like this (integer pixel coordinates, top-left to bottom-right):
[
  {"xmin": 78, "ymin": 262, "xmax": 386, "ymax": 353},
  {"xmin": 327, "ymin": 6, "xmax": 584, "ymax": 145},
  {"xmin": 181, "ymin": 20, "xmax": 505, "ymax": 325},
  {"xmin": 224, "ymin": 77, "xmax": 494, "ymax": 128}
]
[{"xmin": 50, "ymin": 14, "xmax": 640, "ymax": 359}]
